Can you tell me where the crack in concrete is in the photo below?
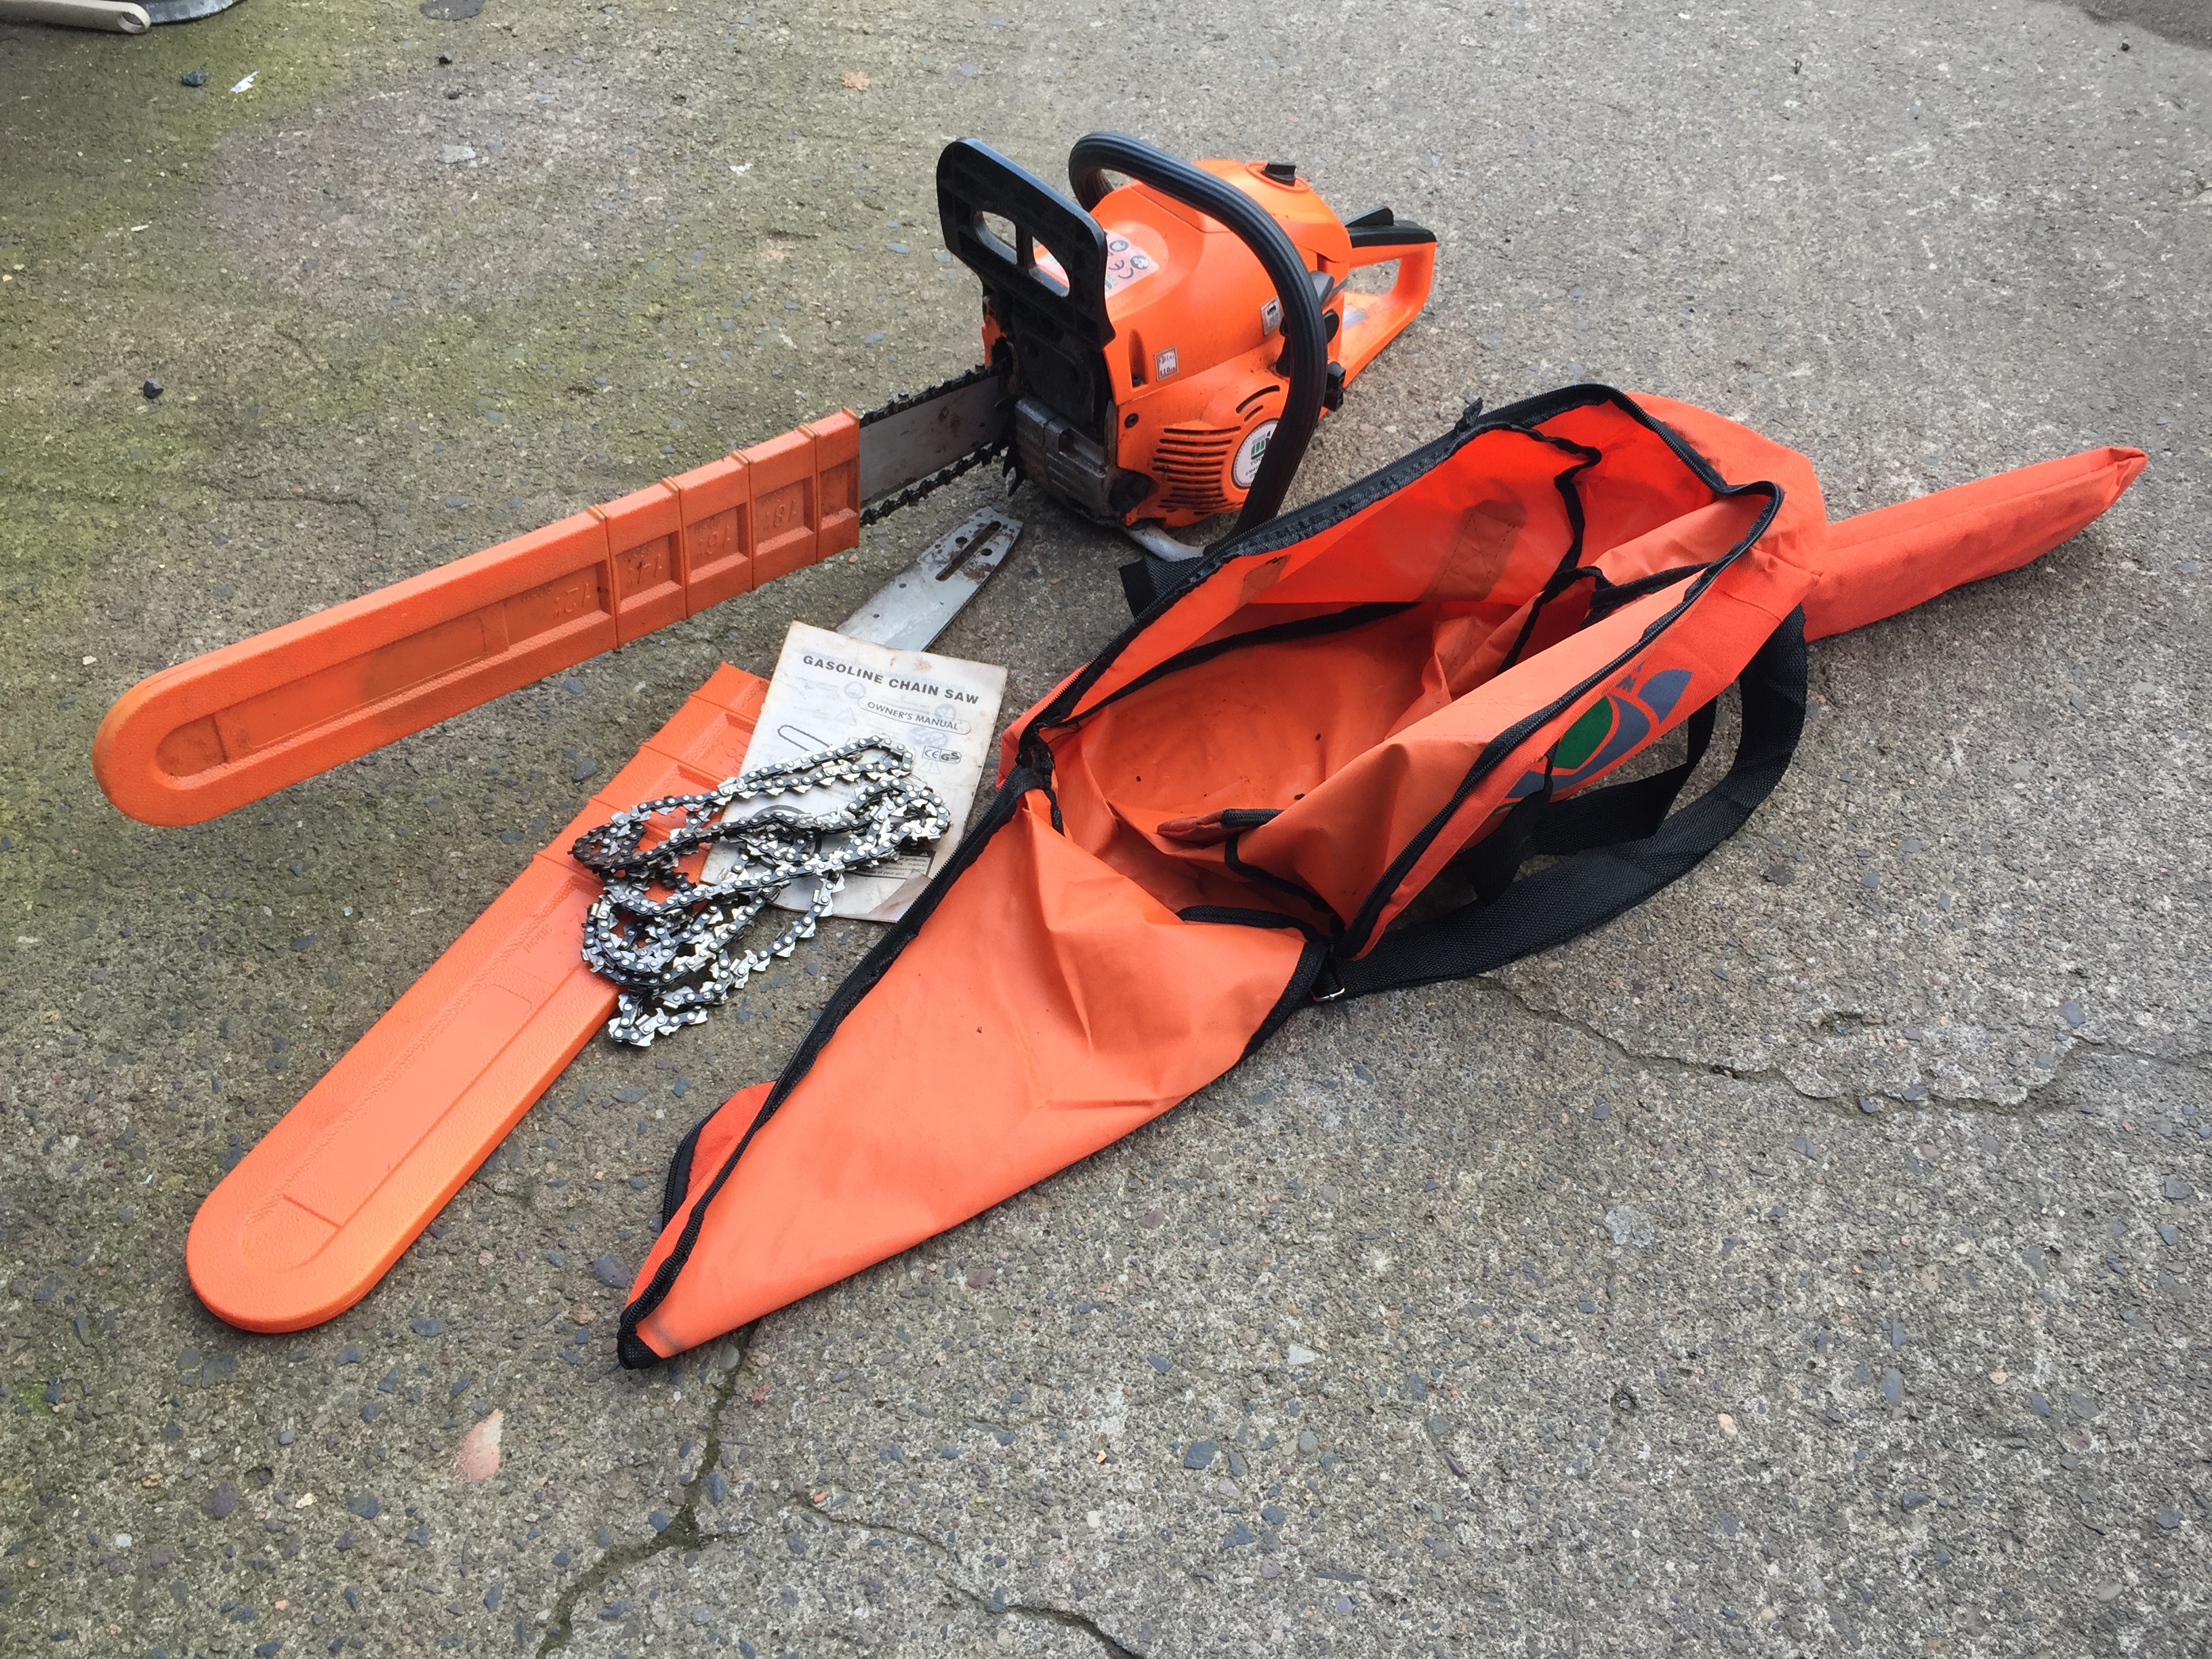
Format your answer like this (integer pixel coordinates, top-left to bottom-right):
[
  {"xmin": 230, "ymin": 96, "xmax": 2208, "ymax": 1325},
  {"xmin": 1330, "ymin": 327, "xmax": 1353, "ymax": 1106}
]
[
  {"xmin": 801, "ymin": 1496, "xmax": 949, "ymax": 1555},
  {"xmin": 528, "ymin": 1399, "xmax": 1149, "ymax": 1658},
  {"xmin": 1998, "ymin": 1033, "xmax": 2211, "ymax": 1114},
  {"xmin": 1478, "ymin": 975, "xmax": 1840, "ymax": 1105},
  {"xmin": 1474, "ymin": 976, "xmax": 2206, "ymax": 1118},
  {"xmin": 802, "ymin": 1491, "xmax": 1142, "ymax": 1657},
  {"xmin": 954, "ymin": 1584, "xmax": 1143, "ymax": 1658},
  {"xmin": 268, "ymin": 325, "xmax": 331, "ymax": 377},
  {"xmin": 533, "ymin": 1323, "xmax": 756, "ymax": 1656}
]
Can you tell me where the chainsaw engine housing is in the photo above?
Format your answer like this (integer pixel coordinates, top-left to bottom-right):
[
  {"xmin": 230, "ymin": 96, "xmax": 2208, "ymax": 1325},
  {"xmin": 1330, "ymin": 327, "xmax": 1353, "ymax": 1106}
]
[{"xmin": 939, "ymin": 141, "xmax": 1436, "ymax": 531}]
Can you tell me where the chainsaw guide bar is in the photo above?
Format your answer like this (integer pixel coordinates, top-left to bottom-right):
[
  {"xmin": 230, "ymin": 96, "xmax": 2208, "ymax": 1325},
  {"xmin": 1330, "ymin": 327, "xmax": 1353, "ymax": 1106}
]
[
  {"xmin": 839, "ymin": 506, "xmax": 1025, "ymax": 650},
  {"xmin": 855, "ymin": 363, "xmax": 1008, "ymax": 508},
  {"xmin": 95, "ymin": 133, "xmax": 1437, "ymax": 834}
]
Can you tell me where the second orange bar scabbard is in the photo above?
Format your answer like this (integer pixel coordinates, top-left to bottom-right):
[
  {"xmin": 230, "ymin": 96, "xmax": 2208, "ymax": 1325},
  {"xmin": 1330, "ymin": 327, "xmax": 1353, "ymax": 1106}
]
[
  {"xmin": 184, "ymin": 665, "xmax": 767, "ymax": 1334},
  {"xmin": 95, "ymin": 415, "xmax": 857, "ymax": 827}
]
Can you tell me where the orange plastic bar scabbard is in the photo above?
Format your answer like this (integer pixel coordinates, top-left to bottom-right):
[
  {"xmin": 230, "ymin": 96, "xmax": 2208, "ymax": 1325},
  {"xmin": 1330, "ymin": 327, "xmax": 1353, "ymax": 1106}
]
[
  {"xmin": 1804, "ymin": 445, "xmax": 2148, "ymax": 641},
  {"xmin": 184, "ymin": 665, "xmax": 766, "ymax": 1334},
  {"xmin": 1336, "ymin": 241, "xmax": 1437, "ymax": 386},
  {"xmin": 95, "ymin": 419, "xmax": 859, "ymax": 827}
]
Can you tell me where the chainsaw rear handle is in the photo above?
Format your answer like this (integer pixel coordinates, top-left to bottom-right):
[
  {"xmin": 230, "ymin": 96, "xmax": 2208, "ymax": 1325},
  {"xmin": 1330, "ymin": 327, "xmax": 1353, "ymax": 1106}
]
[{"xmin": 1067, "ymin": 133, "xmax": 1330, "ymax": 539}]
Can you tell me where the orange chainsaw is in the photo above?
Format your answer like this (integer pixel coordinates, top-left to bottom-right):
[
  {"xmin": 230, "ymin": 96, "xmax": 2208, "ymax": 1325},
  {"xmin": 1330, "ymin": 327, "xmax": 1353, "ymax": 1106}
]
[{"xmin": 94, "ymin": 133, "xmax": 1436, "ymax": 827}]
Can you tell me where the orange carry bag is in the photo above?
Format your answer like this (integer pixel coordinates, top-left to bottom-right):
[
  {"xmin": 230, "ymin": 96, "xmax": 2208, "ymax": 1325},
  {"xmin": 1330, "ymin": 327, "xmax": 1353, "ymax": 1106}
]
[{"xmin": 617, "ymin": 386, "xmax": 2142, "ymax": 1365}]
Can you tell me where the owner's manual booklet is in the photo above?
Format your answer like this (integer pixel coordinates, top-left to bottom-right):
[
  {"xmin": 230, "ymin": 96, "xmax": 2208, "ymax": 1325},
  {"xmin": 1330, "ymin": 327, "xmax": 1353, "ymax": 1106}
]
[{"xmin": 704, "ymin": 621, "xmax": 1007, "ymax": 924}]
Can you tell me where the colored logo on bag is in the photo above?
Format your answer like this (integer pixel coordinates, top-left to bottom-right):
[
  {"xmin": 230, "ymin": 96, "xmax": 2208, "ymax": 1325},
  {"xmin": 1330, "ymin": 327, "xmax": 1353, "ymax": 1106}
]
[{"xmin": 1505, "ymin": 666, "xmax": 1694, "ymax": 800}]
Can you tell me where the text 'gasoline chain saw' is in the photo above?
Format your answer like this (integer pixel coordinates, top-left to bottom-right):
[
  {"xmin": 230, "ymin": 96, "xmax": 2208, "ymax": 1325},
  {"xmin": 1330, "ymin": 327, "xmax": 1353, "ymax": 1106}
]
[{"xmin": 92, "ymin": 134, "xmax": 1437, "ymax": 827}]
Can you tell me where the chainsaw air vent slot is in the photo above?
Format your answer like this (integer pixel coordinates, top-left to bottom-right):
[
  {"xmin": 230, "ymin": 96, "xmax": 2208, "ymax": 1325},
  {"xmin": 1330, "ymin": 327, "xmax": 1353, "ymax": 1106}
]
[{"xmin": 1153, "ymin": 424, "xmax": 1242, "ymax": 517}]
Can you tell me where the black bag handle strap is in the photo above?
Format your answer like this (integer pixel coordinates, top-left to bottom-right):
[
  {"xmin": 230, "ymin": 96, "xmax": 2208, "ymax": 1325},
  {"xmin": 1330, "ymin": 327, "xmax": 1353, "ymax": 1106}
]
[
  {"xmin": 1317, "ymin": 609, "xmax": 1806, "ymax": 1000},
  {"xmin": 1455, "ymin": 741, "xmax": 1561, "ymax": 905},
  {"xmin": 1528, "ymin": 699, "xmax": 1715, "ymax": 860}
]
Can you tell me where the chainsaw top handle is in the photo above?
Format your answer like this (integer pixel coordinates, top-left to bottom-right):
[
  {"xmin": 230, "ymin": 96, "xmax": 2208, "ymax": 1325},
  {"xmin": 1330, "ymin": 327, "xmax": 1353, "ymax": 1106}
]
[{"xmin": 1066, "ymin": 133, "xmax": 1330, "ymax": 540}]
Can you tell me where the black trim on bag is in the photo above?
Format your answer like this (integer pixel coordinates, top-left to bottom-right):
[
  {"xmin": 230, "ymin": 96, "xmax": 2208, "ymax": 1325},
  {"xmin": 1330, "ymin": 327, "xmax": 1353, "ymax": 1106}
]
[
  {"xmin": 661, "ymin": 1113, "xmax": 710, "ymax": 1229},
  {"xmin": 1223, "ymin": 831, "xmax": 1335, "ymax": 918},
  {"xmin": 1216, "ymin": 383, "xmax": 1750, "ymax": 565},
  {"xmin": 1172, "ymin": 908, "xmax": 1334, "ymax": 1061},
  {"xmin": 1176, "ymin": 905, "xmax": 1325, "ymax": 937},
  {"xmin": 1492, "ymin": 434, "xmax": 1603, "ymax": 676},
  {"xmin": 1241, "ymin": 935, "xmax": 1336, "ymax": 1061},
  {"xmin": 1057, "ymin": 601, "xmax": 1415, "ymax": 733},
  {"xmin": 1584, "ymin": 562, "xmax": 1707, "ymax": 626},
  {"xmin": 617, "ymin": 765, "xmax": 1050, "ymax": 1368},
  {"xmin": 1329, "ymin": 392, "xmax": 1785, "ymax": 958},
  {"xmin": 1325, "ymin": 611, "xmax": 1807, "ymax": 997}
]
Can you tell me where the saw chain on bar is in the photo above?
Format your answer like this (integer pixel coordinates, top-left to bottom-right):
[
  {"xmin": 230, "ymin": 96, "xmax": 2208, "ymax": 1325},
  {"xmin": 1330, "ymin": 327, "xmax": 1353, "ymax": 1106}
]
[
  {"xmin": 857, "ymin": 363, "xmax": 1010, "ymax": 526},
  {"xmin": 859, "ymin": 441, "xmax": 1008, "ymax": 527},
  {"xmin": 858, "ymin": 361, "xmax": 1000, "ymax": 427}
]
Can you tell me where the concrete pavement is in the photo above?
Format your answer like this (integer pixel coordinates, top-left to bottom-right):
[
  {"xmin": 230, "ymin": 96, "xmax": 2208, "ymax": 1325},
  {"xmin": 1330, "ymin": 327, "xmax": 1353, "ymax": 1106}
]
[{"xmin": 1, "ymin": 0, "xmax": 2207, "ymax": 1654}]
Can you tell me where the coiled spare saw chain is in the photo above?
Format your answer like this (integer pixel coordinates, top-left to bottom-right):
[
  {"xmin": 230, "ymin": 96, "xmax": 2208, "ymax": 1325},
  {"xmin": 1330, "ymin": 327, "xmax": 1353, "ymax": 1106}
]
[{"xmin": 572, "ymin": 738, "xmax": 950, "ymax": 1047}]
